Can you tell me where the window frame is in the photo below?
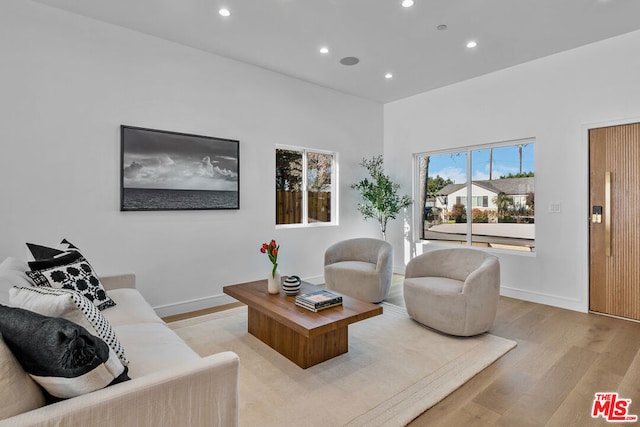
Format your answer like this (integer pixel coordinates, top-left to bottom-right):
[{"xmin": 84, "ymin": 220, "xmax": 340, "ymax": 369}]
[
  {"xmin": 413, "ymin": 137, "xmax": 535, "ymax": 254},
  {"xmin": 275, "ymin": 144, "xmax": 339, "ymax": 229}
]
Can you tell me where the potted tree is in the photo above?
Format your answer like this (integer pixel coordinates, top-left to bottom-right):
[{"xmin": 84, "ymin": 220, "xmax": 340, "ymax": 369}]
[{"xmin": 351, "ymin": 155, "xmax": 412, "ymax": 240}]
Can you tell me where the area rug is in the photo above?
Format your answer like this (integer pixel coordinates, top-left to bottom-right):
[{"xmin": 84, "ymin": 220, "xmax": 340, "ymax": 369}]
[{"xmin": 169, "ymin": 302, "xmax": 516, "ymax": 427}]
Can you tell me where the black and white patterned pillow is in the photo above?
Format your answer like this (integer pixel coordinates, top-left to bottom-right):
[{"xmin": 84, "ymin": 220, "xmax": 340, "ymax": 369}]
[
  {"xmin": 26, "ymin": 239, "xmax": 80, "ymax": 261},
  {"xmin": 9, "ymin": 286, "xmax": 128, "ymax": 366},
  {"xmin": 57, "ymin": 238, "xmax": 80, "ymax": 252},
  {"xmin": 26, "ymin": 251, "xmax": 115, "ymax": 311}
]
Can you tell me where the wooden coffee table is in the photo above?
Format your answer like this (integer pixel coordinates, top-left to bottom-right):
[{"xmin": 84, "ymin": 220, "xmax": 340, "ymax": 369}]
[{"xmin": 223, "ymin": 280, "xmax": 382, "ymax": 368}]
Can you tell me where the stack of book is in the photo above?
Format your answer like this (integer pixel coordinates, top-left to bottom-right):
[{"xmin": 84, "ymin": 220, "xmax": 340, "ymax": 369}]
[{"xmin": 295, "ymin": 289, "xmax": 343, "ymax": 312}]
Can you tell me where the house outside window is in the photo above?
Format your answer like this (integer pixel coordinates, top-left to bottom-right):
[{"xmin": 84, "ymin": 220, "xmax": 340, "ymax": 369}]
[
  {"xmin": 415, "ymin": 139, "xmax": 535, "ymax": 252},
  {"xmin": 275, "ymin": 146, "xmax": 337, "ymax": 227},
  {"xmin": 456, "ymin": 196, "xmax": 488, "ymax": 208}
]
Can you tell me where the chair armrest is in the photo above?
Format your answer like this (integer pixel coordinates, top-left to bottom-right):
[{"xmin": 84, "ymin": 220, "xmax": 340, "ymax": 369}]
[
  {"xmin": 324, "ymin": 240, "xmax": 349, "ymax": 265},
  {"xmin": 1, "ymin": 351, "xmax": 240, "ymax": 427},
  {"xmin": 375, "ymin": 243, "xmax": 394, "ymax": 274},
  {"xmin": 462, "ymin": 257, "xmax": 500, "ymax": 297},
  {"xmin": 406, "ymin": 249, "xmax": 488, "ymax": 281},
  {"xmin": 404, "ymin": 252, "xmax": 440, "ymax": 278},
  {"xmin": 100, "ymin": 274, "xmax": 136, "ymax": 290},
  {"xmin": 325, "ymin": 238, "xmax": 391, "ymax": 266}
]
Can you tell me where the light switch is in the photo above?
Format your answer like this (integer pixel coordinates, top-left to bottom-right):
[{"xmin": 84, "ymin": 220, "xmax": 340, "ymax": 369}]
[{"xmin": 548, "ymin": 202, "xmax": 562, "ymax": 213}]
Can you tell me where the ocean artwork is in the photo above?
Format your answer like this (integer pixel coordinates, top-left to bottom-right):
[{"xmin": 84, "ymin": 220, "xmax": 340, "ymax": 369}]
[
  {"xmin": 122, "ymin": 188, "xmax": 238, "ymax": 210},
  {"xmin": 120, "ymin": 126, "xmax": 239, "ymax": 211}
]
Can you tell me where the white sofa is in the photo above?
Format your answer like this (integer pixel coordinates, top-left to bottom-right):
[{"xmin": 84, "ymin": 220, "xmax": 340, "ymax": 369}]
[{"xmin": 0, "ymin": 259, "xmax": 239, "ymax": 427}]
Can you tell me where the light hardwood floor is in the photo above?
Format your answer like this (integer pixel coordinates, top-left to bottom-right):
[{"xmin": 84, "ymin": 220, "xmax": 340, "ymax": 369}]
[
  {"xmin": 165, "ymin": 276, "xmax": 640, "ymax": 426},
  {"xmin": 395, "ymin": 274, "xmax": 640, "ymax": 427}
]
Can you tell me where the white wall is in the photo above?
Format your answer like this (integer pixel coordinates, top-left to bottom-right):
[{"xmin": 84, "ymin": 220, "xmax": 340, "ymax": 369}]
[
  {"xmin": 0, "ymin": 1, "xmax": 382, "ymax": 315},
  {"xmin": 384, "ymin": 30, "xmax": 640, "ymax": 312}
]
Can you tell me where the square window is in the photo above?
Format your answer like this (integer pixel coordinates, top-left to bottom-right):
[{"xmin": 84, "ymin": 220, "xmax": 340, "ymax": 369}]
[
  {"xmin": 416, "ymin": 140, "xmax": 535, "ymax": 252},
  {"xmin": 276, "ymin": 147, "xmax": 337, "ymax": 227}
]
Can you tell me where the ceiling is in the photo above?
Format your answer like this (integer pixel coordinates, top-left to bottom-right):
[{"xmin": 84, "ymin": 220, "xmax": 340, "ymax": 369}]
[{"xmin": 33, "ymin": 0, "xmax": 640, "ymax": 103}]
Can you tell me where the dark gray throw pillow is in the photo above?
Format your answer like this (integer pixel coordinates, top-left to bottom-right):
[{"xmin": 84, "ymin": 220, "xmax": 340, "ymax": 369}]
[{"xmin": 0, "ymin": 304, "xmax": 129, "ymax": 399}]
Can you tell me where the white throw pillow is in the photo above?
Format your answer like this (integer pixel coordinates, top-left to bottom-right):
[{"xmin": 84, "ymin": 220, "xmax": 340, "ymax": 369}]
[{"xmin": 0, "ymin": 257, "xmax": 34, "ymax": 305}]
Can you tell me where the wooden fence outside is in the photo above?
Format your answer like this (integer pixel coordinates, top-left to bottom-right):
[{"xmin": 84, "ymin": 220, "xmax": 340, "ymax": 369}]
[{"xmin": 276, "ymin": 190, "xmax": 331, "ymax": 224}]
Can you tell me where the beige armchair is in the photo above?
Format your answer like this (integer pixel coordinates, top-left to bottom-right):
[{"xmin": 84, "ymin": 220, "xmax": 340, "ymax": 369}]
[
  {"xmin": 324, "ymin": 238, "xmax": 393, "ymax": 303},
  {"xmin": 403, "ymin": 248, "xmax": 500, "ymax": 336}
]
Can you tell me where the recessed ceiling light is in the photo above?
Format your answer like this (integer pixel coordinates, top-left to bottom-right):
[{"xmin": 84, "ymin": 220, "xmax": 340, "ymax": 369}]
[
  {"xmin": 218, "ymin": 8, "xmax": 231, "ymax": 17},
  {"xmin": 385, "ymin": 73, "xmax": 393, "ymax": 79},
  {"xmin": 437, "ymin": 24, "xmax": 448, "ymax": 31},
  {"xmin": 401, "ymin": 0, "xmax": 415, "ymax": 7},
  {"xmin": 466, "ymin": 40, "xmax": 478, "ymax": 49},
  {"xmin": 340, "ymin": 57, "xmax": 360, "ymax": 66},
  {"xmin": 319, "ymin": 47, "xmax": 329, "ymax": 54}
]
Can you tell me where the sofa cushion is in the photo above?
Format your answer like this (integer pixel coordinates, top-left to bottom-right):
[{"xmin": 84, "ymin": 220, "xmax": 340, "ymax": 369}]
[
  {"xmin": 113, "ymin": 322, "xmax": 200, "ymax": 378},
  {"xmin": 0, "ymin": 305, "xmax": 129, "ymax": 399},
  {"xmin": 103, "ymin": 288, "xmax": 164, "ymax": 326},
  {"xmin": 403, "ymin": 276, "xmax": 464, "ymax": 295},
  {"xmin": 10, "ymin": 286, "xmax": 128, "ymax": 365},
  {"xmin": 326, "ymin": 260, "xmax": 377, "ymax": 274},
  {"xmin": 0, "ymin": 334, "xmax": 46, "ymax": 420},
  {"xmin": 0, "ymin": 257, "xmax": 34, "ymax": 305},
  {"xmin": 27, "ymin": 250, "xmax": 115, "ymax": 310}
]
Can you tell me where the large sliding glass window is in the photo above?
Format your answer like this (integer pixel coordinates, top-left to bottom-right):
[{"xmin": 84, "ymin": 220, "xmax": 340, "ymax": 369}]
[
  {"xmin": 415, "ymin": 139, "xmax": 535, "ymax": 252},
  {"xmin": 276, "ymin": 146, "xmax": 337, "ymax": 227}
]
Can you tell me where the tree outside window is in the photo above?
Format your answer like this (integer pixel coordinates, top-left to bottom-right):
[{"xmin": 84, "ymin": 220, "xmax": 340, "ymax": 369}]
[{"xmin": 276, "ymin": 147, "xmax": 337, "ymax": 226}]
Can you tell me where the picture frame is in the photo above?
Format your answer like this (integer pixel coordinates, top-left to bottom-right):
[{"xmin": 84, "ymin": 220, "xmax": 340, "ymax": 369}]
[{"xmin": 120, "ymin": 125, "xmax": 239, "ymax": 211}]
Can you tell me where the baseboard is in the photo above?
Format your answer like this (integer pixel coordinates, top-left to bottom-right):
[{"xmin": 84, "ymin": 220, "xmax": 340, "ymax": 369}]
[
  {"xmin": 153, "ymin": 279, "xmax": 586, "ymax": 316},
  {"xmin": 153, "ymin": 293, "xmax": 238, "ymax": 318},
  {"xmin": 153, "ymin": 275, "xmax": 325, "ymax": 317},
  {"xmin": 500, "ymin": 285, "xmax": 586, "ymax": 313},
  {"xmin": 302, "ymin": 275, "xmax": 324, "ymax": 285}
]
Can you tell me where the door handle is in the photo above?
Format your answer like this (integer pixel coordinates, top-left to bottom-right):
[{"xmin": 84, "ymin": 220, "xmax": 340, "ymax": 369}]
[{"xmin": 605, "ymin": 171, "xmax": 611, "ymax": 257}]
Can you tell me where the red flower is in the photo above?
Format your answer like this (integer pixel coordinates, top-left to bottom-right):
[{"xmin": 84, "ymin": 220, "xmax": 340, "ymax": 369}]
[{"xmin": 259, "ymin": 239, "xmax": 280, "ymax": 278}]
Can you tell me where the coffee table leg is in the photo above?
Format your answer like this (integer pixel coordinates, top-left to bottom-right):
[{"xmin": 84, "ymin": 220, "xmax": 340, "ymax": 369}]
[{"xmin": 247, "ymin": 307, "xmax": 348, "ymax": 368}]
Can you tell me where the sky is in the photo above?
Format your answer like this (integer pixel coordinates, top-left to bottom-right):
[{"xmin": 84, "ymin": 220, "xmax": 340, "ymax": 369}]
[
  {"xmin": 122, "ymin": 127, "xmax": 239, "ymax": 191},
  {"xmin": 426, "ymin": 144, "xmax": 534, "ymax": 184}
]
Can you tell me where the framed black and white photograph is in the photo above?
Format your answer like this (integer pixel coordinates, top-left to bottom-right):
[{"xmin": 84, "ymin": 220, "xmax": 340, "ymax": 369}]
[{"xmin": 121, "ymin": 125, "xmax": 239, "ymax": 211}]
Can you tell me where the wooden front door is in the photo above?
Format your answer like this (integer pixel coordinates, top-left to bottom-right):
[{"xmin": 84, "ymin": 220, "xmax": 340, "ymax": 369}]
[{"xmin": 589, "ymin": 123, "xmax": 640, "ymax": 320}]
